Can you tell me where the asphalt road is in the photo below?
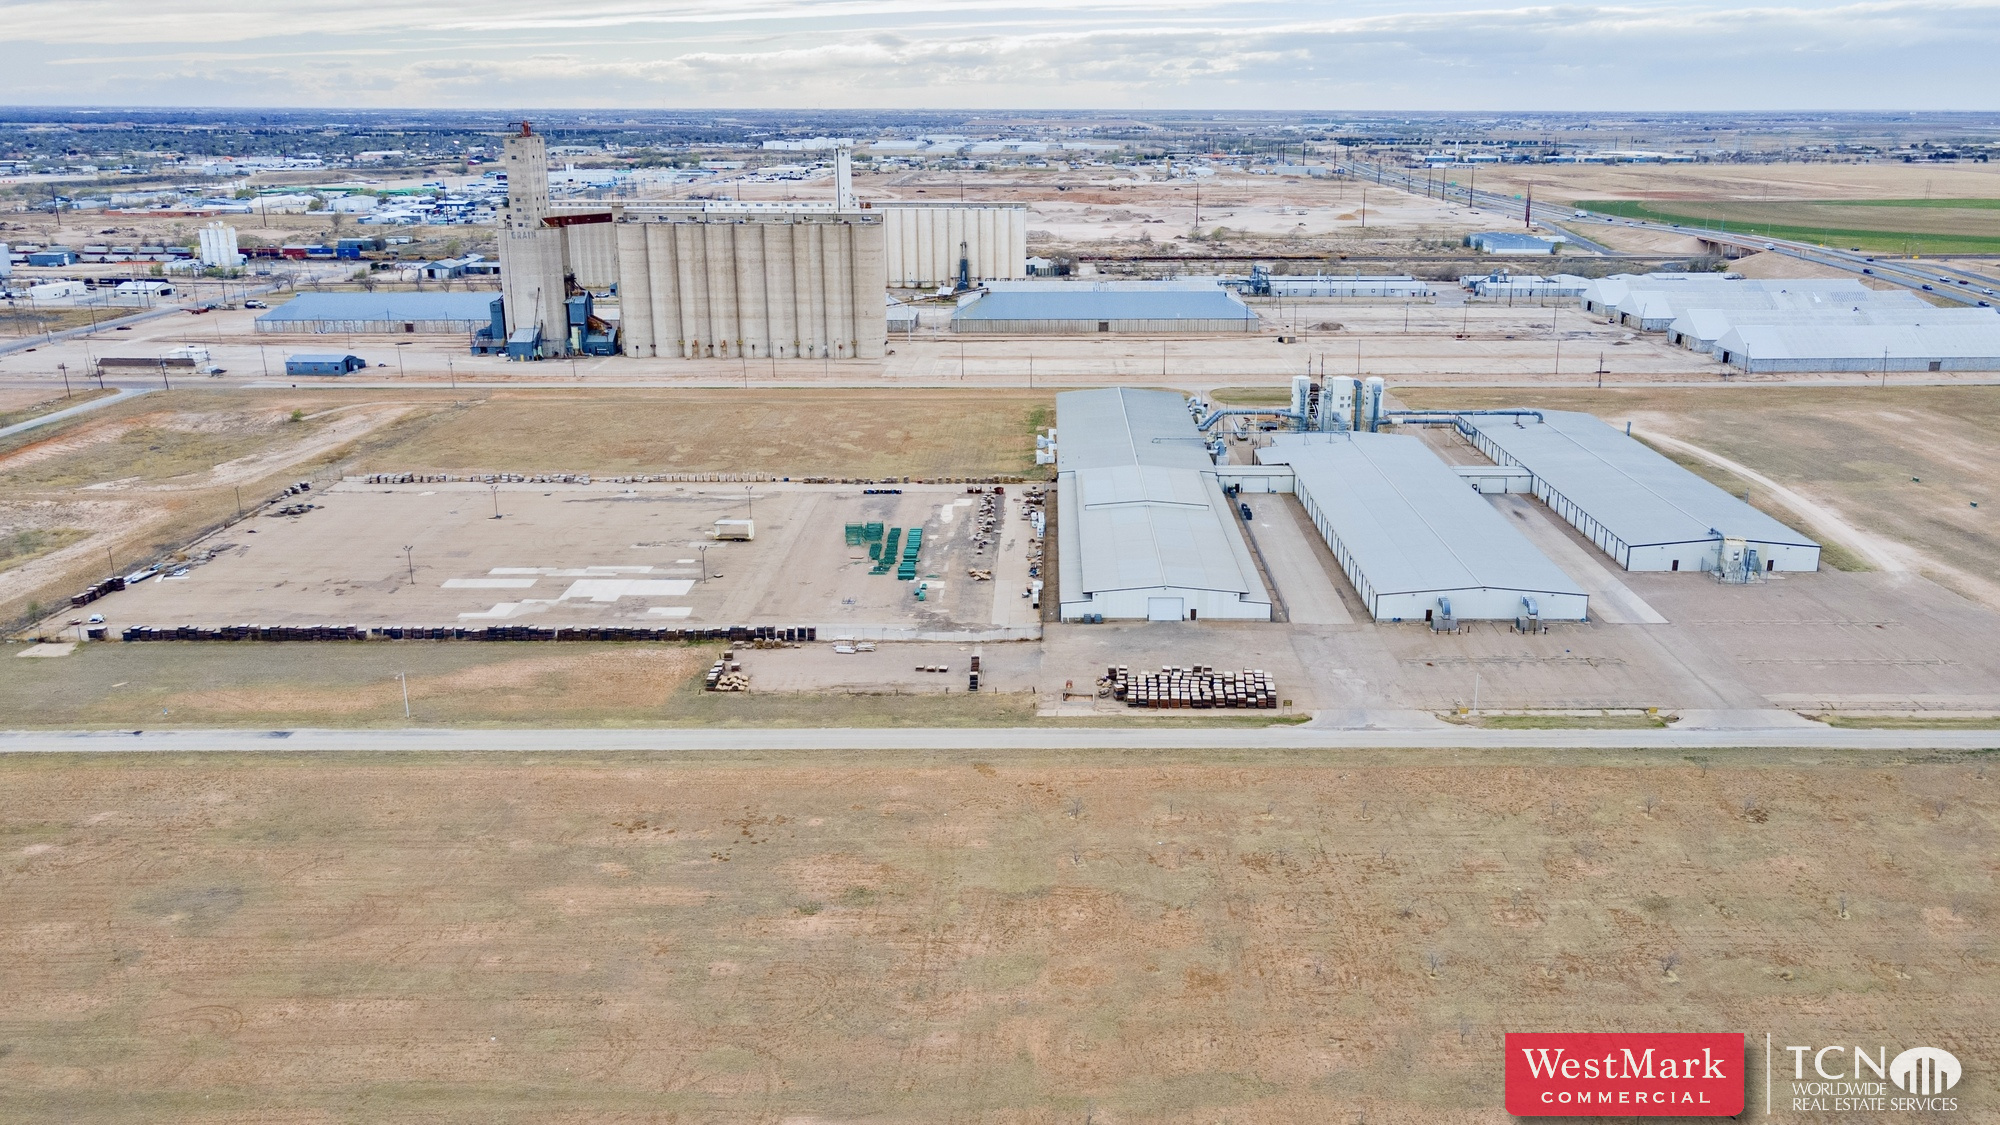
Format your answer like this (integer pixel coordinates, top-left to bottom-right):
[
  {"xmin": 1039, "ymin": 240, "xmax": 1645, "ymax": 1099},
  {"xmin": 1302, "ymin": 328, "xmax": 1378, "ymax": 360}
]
[
  {"xmin": 1, "ymin": 723, "xmax": 1994, "ymax": 754},
  {"xmin": 0, "ymin": 384, "xmax": 152, "ymax": 441}
]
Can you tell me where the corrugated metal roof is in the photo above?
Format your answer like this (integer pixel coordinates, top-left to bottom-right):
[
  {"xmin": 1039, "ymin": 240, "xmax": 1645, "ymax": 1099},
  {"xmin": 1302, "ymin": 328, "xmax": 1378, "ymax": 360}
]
[
  {"xmin": 1672, "ymin": 303, "xmax": 1986, "ymax": 346},
  {"xmin": 1055, "ymin": 388, "xmax": 1267, "ymax": 603},
  {"xmin": 1466, "ymin": 410, "xmax": 1817, "ymax": 548},
  {"xmin": 1715, "ymin": 317, "xmax": 2000, "ymax": 361},
  {"xmin": 1257, "ymin": 433, "xmax": 1585, "ymax": 601},
  {"xmin": 256, "ymin": 291, "xmax": 499, "ymax": 323},
  {"xmin": 955, "ymin": 281, "xmax": 1256, "ymax": 324},
  {"xmin": 1057, "ymin": 387, "xmax": 1216, "ymax": 473},
  {"xmin": 1469, "ymin": 231, "xmax": 1557, "ymax": 252}
]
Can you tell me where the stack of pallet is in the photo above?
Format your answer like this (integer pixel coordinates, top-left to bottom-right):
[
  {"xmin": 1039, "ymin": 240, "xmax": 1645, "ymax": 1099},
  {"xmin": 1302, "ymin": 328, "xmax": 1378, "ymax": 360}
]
[
  {"xmin": 705, "ymin": 651, "xmax": 749, "ymax": 692},
  {"xmin": 1103, "ymin": 664, "xmax": 1277, "ymax": 709},
  {"xmin": 898, "ymin": 528, "xmax": 923, "ymax": 580}
]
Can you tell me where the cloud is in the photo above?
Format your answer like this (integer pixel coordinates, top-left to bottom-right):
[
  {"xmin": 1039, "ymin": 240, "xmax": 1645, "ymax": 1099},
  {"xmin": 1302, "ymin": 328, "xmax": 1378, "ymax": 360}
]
[{"xmin": 3, "ymin": 0, "xmax": 1997, "ymax": 108}]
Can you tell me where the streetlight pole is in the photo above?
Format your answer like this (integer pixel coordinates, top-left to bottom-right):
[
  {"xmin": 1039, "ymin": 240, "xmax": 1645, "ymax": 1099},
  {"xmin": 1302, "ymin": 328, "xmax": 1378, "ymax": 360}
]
[
  {"xmin": 58, "ymin": 363, "xmax": 70, "ymax": 398},
  {"xmin": 404, "ymin": 545, "xmax": 415, "ymax": 585},
  {"xmin": 490, "ymin": 483, "xmax": 502, "ymax": 519},
  {"xmin": 397, "ymin": 672, "xmax": 410, "ymax": 718},
  {"xmin": 698, "ymin": 543, "xmax": 709, "ymax": 582}
]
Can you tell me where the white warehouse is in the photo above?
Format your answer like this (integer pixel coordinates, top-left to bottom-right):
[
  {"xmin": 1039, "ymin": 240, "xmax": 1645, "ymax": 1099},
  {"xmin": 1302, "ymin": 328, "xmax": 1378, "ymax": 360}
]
[
  {"xmin": 1055, "ymin": 388, "xmax": 1272, "ymax": 622},
  {"xmin": 1255, "ymin": 433, "xmax": 1589, "ymax": 624},
  {"xmin": 1465, "ymin": 411, "xmax": 1821, "ymax": 573}
]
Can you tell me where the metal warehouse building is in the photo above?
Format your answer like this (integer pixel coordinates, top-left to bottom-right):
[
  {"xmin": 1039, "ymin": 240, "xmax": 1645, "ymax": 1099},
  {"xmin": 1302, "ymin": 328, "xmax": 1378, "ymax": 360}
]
[
  {"xmin": 1465, "ymin": 411, "xmax": 1821, "ymax": 573},
  {"xmin": 1579, "ymin": 274, "xmax": 1879, "ymax": 332},
  {"xmin": 1055, "ymin": 388, "xmax": 1272, "ymax": 622},
  {"xmin": 1255, "ymin": 433, "xmax": 1588, "ymax": 623},
  {"xmin": 284, "ymin": 353, "xmax": 367, "ymax": 375},
  {"xmin": 1262, "ymin": 275, "xmax": 1434, "ymax": 299},
  {"xmin": 955, "ymin": 281, "xmax": 1260, "ymax": 334},
  {"xmin": 1666, "ymin": 298, "xmax": 1933, "ymax": 351},
  {"xmin": 1467, "ymin": 231, "xmax": 1559, "ymax": 255},
  {"xmin": 1712, "ymin": 318, "xmax": 2000, "ymax": 373},
  {"xmin": 254, "ymin": 292, "xmax": 501, "ymax": 335}
]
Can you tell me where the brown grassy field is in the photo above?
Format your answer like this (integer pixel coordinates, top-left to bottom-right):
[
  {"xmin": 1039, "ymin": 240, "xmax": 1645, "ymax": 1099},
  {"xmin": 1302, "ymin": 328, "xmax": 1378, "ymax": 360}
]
[
  {"xmin": 1398, "ymin": 385, "xmax": 2000, "ymax": 600},
  {"xmin": 340, "ymin": 388, "xmax": 1052, "ymax": 480},
  {"xmin": 0, "ymin": 748, "xmax": 1991, "ymax": 1123}
]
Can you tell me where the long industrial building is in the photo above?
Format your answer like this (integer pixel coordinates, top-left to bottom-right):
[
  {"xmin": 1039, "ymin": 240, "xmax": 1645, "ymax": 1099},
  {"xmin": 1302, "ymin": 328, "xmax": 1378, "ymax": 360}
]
[
  {"xmin": 254, "ymin": 292, "xmax": 499, "ymax": 334},
  {"xmin": 1713, "ymin": 317, "xmax": 2000, "ymax": 373},
  {"xmin": 615, "ymin": 215, "xmax": 886, "ymax": 359},
  {"xmin": 1465, "ymin": 410, "xmax": 1821, "ymax": 573},
  {"xmin": 1055, "ymin": 388, "xmax": 1272, "ymax": 622},
  {"xmin": 956, "ymin": 280, "xmax": 1260, "ymax": 334},
  {"xmin": 1580, "ymin": 274, "xmax": 1880, "ymax": 331},
  {"xmin": 1666, "ymin": 298, "xmax": 1934, "ymax": 351},
  {"xmin": 1255, "ymin": 433, "xmax": 1588, "ymax": 623}
]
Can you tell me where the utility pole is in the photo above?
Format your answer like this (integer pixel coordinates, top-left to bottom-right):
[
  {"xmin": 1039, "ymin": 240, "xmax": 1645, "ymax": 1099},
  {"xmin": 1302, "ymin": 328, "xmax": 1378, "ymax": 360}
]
[{"xmin": 58, "ymin": 363, "xmax": 70, "ymax": 398}]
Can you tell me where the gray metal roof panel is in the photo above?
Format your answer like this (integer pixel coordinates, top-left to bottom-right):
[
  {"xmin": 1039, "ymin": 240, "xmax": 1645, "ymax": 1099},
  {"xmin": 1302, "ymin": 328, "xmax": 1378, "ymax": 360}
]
[
  {"xmin": 1055, "ymin": 388, "xmax": 1215, "ymax": 473},
  {"xmin": 1259, "ymin": 434, "xmax": 1586, "ymax": 599},
  {"xmin": 955, "ymin": 283, "xmax": 1256, "ymax": 323},
  {"xmin": 1055, "ymin": 388, "xmax": 1267, "ymax": 603},
  {"xmin": 1467, "ymin": 410, "xmax": 1818, "ymax": 548},
  {"xmin": 256, "ymin": 291, "xmax": 499, "ymax": 323}
]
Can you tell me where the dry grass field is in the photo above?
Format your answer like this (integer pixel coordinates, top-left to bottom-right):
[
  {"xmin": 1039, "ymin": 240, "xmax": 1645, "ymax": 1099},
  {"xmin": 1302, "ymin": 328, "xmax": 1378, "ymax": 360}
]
[
  {"xmin": 0, "ymin": 748, "xmax": 1991, "ymax": 1123},
  {"xmin": 341, "ymin": 388, "xmax": 1052, "ymax": 480},
  {"xmin": 1399, "ymin": 385, "xmax": 2000, "ymax": 603}
]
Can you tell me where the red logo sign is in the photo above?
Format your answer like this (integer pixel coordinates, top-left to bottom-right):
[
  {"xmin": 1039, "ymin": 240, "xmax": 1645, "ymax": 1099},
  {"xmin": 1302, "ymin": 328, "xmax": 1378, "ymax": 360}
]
[{"xmin": 1506, "ymin": 1033, "xmax": 1745, "ymax": 1116}]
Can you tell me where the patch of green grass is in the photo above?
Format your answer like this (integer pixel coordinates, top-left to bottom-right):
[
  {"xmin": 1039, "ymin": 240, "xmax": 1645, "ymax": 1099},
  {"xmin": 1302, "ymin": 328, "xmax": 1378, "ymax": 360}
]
[
  {"xmin": 1578, "ymin": 199, "xmax": 2000, "ymax": 254},
  {"xmin": 1207, "ymin": 386, "xmax": 1295, "ymax": 406},
  {"xmin": 0, "ymin": 528, "xmax": 92, "ymax": 573},
  {"xmin": 1820, "ymin": 715, "xmax": 2000, "ymax": 730}
]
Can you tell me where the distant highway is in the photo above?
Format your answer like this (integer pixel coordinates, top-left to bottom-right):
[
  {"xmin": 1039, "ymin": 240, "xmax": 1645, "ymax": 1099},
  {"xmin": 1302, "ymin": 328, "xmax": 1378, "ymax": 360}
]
[{"xmin": 1340, "ymin": 160, "xmax": 1999, "ymax": 306}]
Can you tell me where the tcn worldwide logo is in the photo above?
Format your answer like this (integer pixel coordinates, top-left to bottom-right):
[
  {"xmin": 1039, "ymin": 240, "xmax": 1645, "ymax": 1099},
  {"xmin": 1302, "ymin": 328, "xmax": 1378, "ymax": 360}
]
[{"xmin": 1780, "ymin": 1041, "xmax": 1962, "ymax": 1113}]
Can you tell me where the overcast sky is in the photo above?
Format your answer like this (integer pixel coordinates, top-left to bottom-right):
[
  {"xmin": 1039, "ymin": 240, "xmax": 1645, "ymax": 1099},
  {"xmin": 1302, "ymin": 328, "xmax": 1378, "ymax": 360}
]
[{"xmin": 4, "ymin": 0, "xmax": 1997, "ymax": 110}]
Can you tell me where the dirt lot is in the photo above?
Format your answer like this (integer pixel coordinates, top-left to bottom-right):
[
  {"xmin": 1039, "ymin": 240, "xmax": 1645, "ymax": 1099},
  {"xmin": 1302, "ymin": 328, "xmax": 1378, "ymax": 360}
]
[
  {"xmin": 0, "ymin": 388, "xmax": 1051, "ymax": 635},
  {"xmin": 0, "ymin": 749, "xmax": 1991, "ymax": 1123},
  {"xmin": 98, "ymin": 481, "xmax": 1038, "ymax": 637}
]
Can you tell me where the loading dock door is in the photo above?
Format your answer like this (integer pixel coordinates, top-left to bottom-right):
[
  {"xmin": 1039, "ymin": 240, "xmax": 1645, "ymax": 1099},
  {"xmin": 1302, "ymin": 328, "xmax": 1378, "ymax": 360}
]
[{"xmin": 1146, "ymin": 597, "xmax": 1185, "ymax": 622}]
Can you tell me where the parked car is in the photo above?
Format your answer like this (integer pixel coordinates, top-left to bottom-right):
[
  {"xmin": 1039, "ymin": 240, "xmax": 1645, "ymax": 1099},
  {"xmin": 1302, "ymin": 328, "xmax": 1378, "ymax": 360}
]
[{"xmin": 243, "ymin": 299, "xmax": 267, "ymax": 309}]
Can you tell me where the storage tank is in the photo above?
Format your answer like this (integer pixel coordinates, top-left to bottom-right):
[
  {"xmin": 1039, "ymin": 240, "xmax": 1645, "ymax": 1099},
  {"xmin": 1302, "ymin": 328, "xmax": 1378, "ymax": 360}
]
[{"xmin": 1321, "ymin": 379, "xmax": 1354, "ymax": 431}]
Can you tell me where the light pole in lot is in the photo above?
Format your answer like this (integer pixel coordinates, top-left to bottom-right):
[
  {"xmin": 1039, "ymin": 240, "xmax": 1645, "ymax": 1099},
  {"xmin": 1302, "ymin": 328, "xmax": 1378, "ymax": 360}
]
[{"xmin": 403, "ymin": 545, "xmax": 416, "ymax": 585}]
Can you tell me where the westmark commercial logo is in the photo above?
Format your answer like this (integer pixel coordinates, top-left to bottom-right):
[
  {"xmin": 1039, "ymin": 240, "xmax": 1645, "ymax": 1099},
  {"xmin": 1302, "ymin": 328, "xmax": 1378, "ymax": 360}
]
[{"xmin": 1505, "ymin": 1033, "xmax": 1744, "ymax": 1116}]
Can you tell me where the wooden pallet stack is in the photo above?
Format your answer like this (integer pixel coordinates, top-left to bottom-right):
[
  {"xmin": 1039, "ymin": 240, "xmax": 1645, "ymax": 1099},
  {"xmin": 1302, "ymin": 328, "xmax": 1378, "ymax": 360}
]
[{"xmin": 1102, "ymin": 664, "xmax": 1277, "ymax": 709}]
